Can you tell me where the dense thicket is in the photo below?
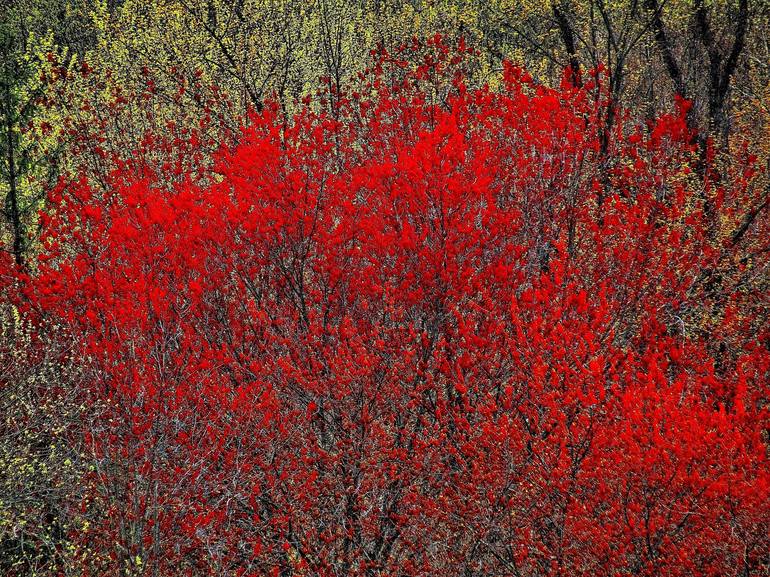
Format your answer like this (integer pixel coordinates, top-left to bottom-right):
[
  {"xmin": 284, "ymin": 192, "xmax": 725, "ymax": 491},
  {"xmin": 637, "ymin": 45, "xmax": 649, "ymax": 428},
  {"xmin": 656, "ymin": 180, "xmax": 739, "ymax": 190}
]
[{"xmin": 1, "ymin": 3, "xmax": 768, "ymax": 576}]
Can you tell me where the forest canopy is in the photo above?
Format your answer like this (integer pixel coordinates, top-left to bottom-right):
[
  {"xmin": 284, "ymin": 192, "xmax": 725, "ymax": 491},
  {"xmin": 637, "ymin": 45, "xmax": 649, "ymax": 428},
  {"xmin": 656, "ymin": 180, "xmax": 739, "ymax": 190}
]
[{"xmin": 1, "ymin": 2, "xmax": 768, "ymax": 576}]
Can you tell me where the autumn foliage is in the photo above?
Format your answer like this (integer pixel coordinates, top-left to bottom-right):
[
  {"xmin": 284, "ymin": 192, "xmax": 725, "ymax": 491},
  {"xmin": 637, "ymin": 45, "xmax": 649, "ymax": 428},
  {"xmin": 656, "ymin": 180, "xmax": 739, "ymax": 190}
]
[{"xmin": 2, "ymin": 47, "xmax": 769, "ymax": 576}]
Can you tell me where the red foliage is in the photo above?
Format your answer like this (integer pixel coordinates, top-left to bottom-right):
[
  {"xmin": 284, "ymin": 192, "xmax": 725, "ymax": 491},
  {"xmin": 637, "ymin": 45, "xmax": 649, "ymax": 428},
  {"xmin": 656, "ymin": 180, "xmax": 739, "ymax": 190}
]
[{"xmin": 14, "ymin": 53, "xmax": 770, "ymax": 576}]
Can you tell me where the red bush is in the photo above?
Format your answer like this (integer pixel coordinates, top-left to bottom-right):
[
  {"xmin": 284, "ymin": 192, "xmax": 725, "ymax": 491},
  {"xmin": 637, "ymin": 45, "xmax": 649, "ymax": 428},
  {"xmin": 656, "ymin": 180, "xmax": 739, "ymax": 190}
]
[{"xmin": 20, "ymin": 57, "xmax": 769, "ymax": 576}]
